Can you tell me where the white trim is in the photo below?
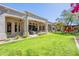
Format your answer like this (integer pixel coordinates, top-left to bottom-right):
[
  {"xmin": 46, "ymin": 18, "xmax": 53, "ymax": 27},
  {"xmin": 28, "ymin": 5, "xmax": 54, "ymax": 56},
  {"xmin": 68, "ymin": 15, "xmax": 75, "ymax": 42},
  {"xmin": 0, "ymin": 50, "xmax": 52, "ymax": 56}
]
[
  {"xmin": 3, "ymin": 13, "xmax": 24, "ymax": 20},
  {"xmin": 28, "ymin": 17, "xmax": 46, "ymax": 23},
  {"xmin": 74, "ymin": 37, "xmax": 79, "ymax": 54}
]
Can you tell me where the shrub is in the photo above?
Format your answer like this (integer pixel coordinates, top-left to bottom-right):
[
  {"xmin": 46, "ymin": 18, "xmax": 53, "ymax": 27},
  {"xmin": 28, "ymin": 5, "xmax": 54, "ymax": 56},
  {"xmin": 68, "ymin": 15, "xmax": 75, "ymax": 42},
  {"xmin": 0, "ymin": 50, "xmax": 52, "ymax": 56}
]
[
  {"xmin": 25, "ymin": 49, "xmax": 33, "ymax": 56},
  {"xmin": 15, "ymin": 35, "xmax": 20, "ymax": 39},
  {"xmin": 5, "ymin": 38, "xmax": 11, "ymax": 41},
  {"xmin": 6, "ymin": 32, "xmax": 11, "ymax": 35},
  {"xmin": 22, "ymin": 35, "xmax": 27, "ymax": 38}
]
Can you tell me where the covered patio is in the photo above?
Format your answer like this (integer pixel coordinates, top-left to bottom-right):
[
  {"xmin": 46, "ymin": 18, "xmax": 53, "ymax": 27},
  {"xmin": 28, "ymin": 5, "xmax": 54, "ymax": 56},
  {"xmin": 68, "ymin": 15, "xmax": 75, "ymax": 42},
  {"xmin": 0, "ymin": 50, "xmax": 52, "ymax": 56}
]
[
  {"xmin": 24, "ymin": 11, "xmax": 48, "ymax": 36},
  {"xmin": 28, "ymin": 20, "xmax": 46, "ymax": 34},
  {"xmin": 5, "ymin": 16, "xmax": 24, "ymax": 37}
]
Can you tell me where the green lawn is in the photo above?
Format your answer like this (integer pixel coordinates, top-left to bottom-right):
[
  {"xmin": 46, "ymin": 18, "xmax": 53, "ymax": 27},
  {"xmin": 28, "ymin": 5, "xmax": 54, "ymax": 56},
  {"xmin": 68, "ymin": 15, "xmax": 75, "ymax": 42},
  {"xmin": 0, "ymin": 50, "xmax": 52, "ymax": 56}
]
[{"xmin": 0, "ymin": 33, "xmax": 78, "ymax": 56}]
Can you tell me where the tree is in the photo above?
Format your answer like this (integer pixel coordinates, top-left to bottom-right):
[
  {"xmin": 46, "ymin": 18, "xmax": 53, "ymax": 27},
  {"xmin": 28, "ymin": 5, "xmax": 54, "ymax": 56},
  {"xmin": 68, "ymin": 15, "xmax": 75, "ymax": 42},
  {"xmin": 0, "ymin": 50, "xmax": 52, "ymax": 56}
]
[
  {"xmin": 53, "ymin": 21, "xmax": 65, "ymax": 32},
  {"xmin": 71, "ymin": 3, "xmax": 79, "ymax": 13},
  {"xmin": 56, "ymin": 17, "xmax": 63, "ymax": 22},
  {"xmin": 70, "ymin": 3, "xmax": 79, "ymax": 25},
  {"xmin": 61, "ymin": 10, "xmax": 76, "ymax": 26}
]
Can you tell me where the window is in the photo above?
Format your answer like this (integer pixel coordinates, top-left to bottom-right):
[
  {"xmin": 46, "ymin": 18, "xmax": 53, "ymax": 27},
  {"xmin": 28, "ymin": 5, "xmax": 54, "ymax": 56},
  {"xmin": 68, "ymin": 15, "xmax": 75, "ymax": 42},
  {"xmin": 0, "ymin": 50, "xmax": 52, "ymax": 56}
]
[
  {"xmin": 15, "ymin": 22, "xmax": 17, "ymax": 32},
  {"xmin": 19, "ymin": 23, "xmax": 20, "ymax": 32},
  {"xmin": 39, "ymin": 26, "xmax": 41, "ymax": 31},
  {"xmin": 7, "ymin": 22, "xmax": 12, "ymax": 32},
  {"xmin": 29, "ymin": 25, "xmax": 32, "ymax": 31},
  {"xmin": 43, "ymin": 26, "xmax": 45, "ymax": 31},
  {"xmin": 0, "ymin": 10, "xmax": 4, "ymax": 15},
  {"xmin": 7, "ymin": 22, "xmax": 12, "ymax": 35}
]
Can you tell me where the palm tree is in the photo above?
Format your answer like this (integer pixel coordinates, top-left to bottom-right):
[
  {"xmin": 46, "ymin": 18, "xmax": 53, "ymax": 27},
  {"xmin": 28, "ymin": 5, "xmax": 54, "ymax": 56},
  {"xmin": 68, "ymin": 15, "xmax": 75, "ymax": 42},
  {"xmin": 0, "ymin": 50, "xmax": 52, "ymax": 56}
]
[{"xmin": 61, "ymin": 10, "xmax": 75, "ymax": 26}]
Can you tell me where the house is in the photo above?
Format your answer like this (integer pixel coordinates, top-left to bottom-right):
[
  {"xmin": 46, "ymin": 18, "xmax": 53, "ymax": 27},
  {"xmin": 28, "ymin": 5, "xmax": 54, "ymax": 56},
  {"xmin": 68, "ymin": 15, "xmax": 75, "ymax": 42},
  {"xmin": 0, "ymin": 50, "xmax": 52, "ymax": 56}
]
[{"xmin": 0, "ymin": 4, "xmax": 49, "ymax": 39}]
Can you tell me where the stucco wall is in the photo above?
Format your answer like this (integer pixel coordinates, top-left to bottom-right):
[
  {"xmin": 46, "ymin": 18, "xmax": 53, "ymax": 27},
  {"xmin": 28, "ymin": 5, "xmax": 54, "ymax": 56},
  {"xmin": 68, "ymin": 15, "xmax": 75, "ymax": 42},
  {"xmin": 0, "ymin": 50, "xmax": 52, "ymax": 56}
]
[{"xmin": 0, "ymin": 14, "xmax": 7, "ymax": 39}]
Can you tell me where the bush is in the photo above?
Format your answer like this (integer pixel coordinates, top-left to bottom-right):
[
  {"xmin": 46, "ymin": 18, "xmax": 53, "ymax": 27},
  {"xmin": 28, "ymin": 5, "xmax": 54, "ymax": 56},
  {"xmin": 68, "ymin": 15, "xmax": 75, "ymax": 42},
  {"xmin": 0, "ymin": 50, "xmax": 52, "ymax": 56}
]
[
  {"xmin": 25, "ymin": 49, "xmax": 33, "ymax": 56},
  {"xmin": 5, "ymin": 38, "xmax": 11, "ymax": 41},
  {"xmin": 6, "ymin": 32, "xmax": 11, "ymax": 35},
  {"xmin": 15, "ymin": 35, "xmax": 20, "ymax": 39},
  {"xmin": 22, "ymin": 35, "xmax": 27, "ymax": 38}
]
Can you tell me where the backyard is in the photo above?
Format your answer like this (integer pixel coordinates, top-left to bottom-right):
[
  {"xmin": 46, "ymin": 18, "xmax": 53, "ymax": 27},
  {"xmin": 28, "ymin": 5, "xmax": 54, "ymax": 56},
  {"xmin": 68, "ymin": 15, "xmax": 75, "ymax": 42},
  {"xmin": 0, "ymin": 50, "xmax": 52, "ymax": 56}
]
[{"xmin": 0, "ymin": 32, "xmax": 78, "ymax": 56}]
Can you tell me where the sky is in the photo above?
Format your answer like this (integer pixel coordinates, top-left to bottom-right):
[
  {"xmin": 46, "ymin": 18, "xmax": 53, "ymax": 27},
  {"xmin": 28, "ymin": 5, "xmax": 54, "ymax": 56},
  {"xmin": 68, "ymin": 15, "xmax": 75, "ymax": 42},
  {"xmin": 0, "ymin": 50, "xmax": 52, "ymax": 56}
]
[{"xmin": 2, "ymin": 3, "xmax": 70, "ymax": 22}]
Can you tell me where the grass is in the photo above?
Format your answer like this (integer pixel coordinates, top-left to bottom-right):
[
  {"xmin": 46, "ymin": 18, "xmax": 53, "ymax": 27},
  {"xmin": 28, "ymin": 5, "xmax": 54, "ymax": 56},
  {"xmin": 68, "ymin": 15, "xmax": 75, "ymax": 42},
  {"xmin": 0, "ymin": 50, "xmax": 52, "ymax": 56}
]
[{"xmin": 0, "ymin": 33, "xmax": 78, "ymax": 56}]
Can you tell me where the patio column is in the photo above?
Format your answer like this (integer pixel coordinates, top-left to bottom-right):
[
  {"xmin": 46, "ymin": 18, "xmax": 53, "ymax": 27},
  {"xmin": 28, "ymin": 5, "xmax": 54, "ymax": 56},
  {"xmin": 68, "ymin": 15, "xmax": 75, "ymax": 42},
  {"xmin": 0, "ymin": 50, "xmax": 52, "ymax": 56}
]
[
  {"xmin": 50, "ymin": 24, "xmax": 52, "ymax": 32},
  {"xmin": 37, "ymin": 23, "xmax": 39, "ymax": 32},
  {"xmin": 20, "ymin": 23, "xmax": 21, "ymax": 32},
  {"xmin": 45, "ymin": 22, "xmax": 48, "ymax": 33},
  {"xmin": 17, "ymin": 22, "xmax": 19, "ymax": 33},
  {"xmin": 40, "ymin": 25, "xmax": 42, "ymax": 32},
  {"xmin": 12, "ymin": 22, "xmax": 15, "ymax": 35},
  {"xmin": 24, "ymin": 18, "xmax": 29, "ymax": 36},
  {"xmin": 41, "ymin": 25, "xmax": 43, "ymax": 32}
]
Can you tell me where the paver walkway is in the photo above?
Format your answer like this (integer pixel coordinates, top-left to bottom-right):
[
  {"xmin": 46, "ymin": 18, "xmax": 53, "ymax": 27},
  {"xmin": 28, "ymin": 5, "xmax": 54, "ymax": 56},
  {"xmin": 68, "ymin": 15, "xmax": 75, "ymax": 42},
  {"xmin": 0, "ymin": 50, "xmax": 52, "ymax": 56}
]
[
  {"xmin": 76, "ymin": 39, "xmax": 79, "ymax": 44},
  {"xmin": 75, "ymin": 37, "xmax": 79, "ymax": 54},
  {"xmin": 0, "ymin": 38, "xmax": 23, "ymax": 44},
  {"xmin": 0, "ymin": 34, "xmax": 38, "ymax": 44},
  {"xmin": 29, "ymin": 34, "xmax": 38, "ymax": 37}
]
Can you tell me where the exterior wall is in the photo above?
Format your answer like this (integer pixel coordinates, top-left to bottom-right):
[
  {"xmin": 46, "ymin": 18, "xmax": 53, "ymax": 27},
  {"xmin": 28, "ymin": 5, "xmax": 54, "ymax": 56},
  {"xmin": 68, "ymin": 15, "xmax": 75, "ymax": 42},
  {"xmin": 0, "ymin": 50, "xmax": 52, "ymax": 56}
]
[
  {"xmin": 48, "ymin": 23, "xmax": 53, "ymax": 32},
  {"xmin": 48, "ymin": 24, "xmax": 52, "ymax": 32},
  {"xmin": 0, "ymin": 14, "xmax": 7, "ymax": 39}
]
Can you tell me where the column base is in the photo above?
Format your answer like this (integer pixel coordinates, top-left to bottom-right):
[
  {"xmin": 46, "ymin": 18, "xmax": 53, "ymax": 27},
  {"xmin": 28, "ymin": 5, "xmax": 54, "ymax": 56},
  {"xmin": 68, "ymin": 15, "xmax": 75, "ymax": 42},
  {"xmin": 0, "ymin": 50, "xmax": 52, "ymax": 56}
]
[
  {"xmin": 0, "ymin": 33, "xmax": 7, "ymax": 40},
  {"xmin": 23, "ymin": 32, "xmax": 29, "ymax": 37}
]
